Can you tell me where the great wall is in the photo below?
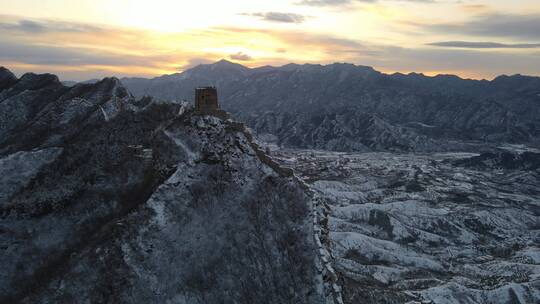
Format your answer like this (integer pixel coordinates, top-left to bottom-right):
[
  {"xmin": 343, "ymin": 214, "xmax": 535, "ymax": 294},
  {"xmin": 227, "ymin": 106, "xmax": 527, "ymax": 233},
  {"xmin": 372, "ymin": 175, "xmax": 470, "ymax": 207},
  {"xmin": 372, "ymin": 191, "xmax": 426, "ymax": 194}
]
[{"xmin": 191, "ymin": 87, "xmax": 344, "ymax": 304}]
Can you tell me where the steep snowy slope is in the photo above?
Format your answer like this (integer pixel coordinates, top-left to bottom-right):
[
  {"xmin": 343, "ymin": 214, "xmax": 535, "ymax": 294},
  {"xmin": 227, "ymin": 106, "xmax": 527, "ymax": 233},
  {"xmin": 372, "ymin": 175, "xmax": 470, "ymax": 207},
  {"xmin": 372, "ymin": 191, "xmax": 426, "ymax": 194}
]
[{"xmin": 0, "ymin": 69, "xmax": 326, "ymax": 303}]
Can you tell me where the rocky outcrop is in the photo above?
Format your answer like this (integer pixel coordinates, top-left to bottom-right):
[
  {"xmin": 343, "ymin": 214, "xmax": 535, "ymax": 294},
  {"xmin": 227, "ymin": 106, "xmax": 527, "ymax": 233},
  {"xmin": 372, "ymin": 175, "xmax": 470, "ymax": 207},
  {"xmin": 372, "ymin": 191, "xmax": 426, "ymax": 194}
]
[
  {"xmin": 243, "ymin": 110, "xmax": 436, "ymax": 152},
  {"xmin": 0, "ymin": 69, "xmax": 324, "ymax": 303},
  {"xmin": 0, "ymin": 67, "xmax": 17, "ymax": 91},
  {"xmin": 227, "ymin": 120, "xmax": 344, "ymax": 303}
]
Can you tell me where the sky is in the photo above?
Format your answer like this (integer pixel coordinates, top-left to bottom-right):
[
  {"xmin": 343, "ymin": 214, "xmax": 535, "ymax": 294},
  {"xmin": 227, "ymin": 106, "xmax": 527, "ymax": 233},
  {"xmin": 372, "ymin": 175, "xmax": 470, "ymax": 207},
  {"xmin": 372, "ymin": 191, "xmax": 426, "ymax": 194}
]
[{"xmin": 1, "ymin": 0, "xmax": 539, "ymax": 81}]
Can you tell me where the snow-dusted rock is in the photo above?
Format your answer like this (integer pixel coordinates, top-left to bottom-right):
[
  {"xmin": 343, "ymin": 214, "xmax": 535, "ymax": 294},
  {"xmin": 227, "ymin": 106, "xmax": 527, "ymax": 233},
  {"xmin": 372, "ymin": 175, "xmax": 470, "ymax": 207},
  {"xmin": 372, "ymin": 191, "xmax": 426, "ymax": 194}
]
[
  {"xmin": 0, "ymin": 148, "xmax": 62, "ymax": 205},
  {"xmin": 0, "ymin": 69, "xmax": 323, "ymax": 304},
  {"xmin": 274, "ymin": 149, "xmax": 540, "ymax": 304}
]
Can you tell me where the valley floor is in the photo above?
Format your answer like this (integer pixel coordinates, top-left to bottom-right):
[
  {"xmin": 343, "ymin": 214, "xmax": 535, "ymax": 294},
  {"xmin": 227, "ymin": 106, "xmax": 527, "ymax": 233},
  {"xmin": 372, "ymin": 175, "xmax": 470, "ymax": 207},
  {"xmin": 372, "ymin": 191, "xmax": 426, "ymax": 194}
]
[{"xmin": 273, "ymin": 148, "xmax": 540, "ymax": 304}]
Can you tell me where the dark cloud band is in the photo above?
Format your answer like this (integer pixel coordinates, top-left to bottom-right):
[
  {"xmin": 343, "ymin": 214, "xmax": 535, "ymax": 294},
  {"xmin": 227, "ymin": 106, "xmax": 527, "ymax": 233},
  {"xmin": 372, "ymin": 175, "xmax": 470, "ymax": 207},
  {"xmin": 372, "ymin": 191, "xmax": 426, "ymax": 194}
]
[
  {"xmin": 426, "ymin": 13, "xmax": 540, "ymax": 40},
  {"xmin": 0, "ymin": 18, "xmax": 102, "ymax": 34},
  {"xmin": 428, "ymin": 41, "xmax": 540, "ymax": 49},
  {"xmin": 230, "ymin": 52, "xmax": 252, "ymax": 61},
  {"xmin": 297, "ymin": 0, "xmax": 435, "ymax": 6},
  {"xmin": 240, "ymin": 12, "xmax": 307, "ymax": 23}
]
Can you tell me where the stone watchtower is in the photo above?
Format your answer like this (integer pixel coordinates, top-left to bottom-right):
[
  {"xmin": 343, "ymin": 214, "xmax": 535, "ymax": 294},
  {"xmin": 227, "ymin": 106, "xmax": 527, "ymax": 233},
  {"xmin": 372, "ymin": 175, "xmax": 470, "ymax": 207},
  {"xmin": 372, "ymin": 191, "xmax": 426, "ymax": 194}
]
[
  {"xmin": 195, "ymin": 87, "xmax": 218, "ymax": 112},
  {"xmin": 194, "ymin": 87, "xmax": 229, "ymax": 119}
]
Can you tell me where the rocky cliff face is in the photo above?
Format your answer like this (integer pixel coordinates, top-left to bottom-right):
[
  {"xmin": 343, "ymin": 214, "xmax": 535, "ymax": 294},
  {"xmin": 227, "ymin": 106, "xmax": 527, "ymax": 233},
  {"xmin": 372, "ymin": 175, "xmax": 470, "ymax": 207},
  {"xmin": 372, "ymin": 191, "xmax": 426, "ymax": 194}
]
[
  {"xmin": 0, "ymin": 68, "xmax": 324, "ymax": 303},
  {"xmin": 244, "ymin": 109, "xmax": 436, "ymax": 152},
  {"xmin": 121, "ymin": 60, "xmax": 540, "ymax": 152}
]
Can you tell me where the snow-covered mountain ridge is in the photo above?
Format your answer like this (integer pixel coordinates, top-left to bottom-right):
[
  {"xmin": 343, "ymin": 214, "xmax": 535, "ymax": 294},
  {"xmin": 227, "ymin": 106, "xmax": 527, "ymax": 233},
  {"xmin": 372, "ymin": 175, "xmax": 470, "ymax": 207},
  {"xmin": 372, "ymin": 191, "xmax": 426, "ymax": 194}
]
[
  {"xmin": 0, "ymin": 68, "xmax": 332, "ymax": 303},
  {"xmin": 121, "ymin": 60, "xmax": 540, "ymax": 152}
]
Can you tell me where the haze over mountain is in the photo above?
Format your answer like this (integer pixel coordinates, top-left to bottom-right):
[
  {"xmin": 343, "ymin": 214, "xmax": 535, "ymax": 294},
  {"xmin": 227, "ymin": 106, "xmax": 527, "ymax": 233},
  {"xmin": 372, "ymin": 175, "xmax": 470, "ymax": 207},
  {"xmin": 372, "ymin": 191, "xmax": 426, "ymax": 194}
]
[{"xmin": 121, "ymin": 60, "xmax": 540, "ymax": 152}]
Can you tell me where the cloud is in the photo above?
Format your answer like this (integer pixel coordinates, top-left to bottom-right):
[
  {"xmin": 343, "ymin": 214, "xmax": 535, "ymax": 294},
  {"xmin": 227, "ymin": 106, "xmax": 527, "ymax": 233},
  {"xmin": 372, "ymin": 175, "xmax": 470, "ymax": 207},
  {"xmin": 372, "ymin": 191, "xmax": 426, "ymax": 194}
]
[
  {"xmin": 0, "ymin": 16, "xmax": 233, "ymax": 79},
  {"xmin": 218, "ymin": 27, "xmax": 364, "ymax": 50},
  {"xmin": 459, "ymin": 4, "xmax": 490, "ymax": 13},
  {"xmin": 241, "ymin": 12, "xmax": 306, "ymax": 23},
  {"xmin": 297, "ymin": 0, "xmax": 434, "ymax": 6},
  {"xmin": 353, "ymin": 44, "xmax": 540, "ymax": 79},
  {"xmin": 1, "ymin": 13, "xmax": 538, "ymax": 81},
  {"xmin": 229, "ymin": 52, "xmax": 252, "ymax": 61},
  {"xmin": 177, "ymin": 58, "xmax": 214, "ymax": 71},
  {"xmin": 0, "ymin": 40, "xmax": 170, "ymax": 67},
  {"xmin": 297, "ymin": 0, "xmax": 354, "ymax": 6},
  {"xmin": 0, "ymin": 17, "xmax": 191, "ymax": 80},
  {"xmin": 427, "ymin": 41, "xmax": 540, "ymax": 49},
  {"xmin": 0, "ymin": 18, "xmax": 102, "ymax": 34},
  {"xmin": 426, "ymin": 13, "xmax": 540, "ymax": 40}
]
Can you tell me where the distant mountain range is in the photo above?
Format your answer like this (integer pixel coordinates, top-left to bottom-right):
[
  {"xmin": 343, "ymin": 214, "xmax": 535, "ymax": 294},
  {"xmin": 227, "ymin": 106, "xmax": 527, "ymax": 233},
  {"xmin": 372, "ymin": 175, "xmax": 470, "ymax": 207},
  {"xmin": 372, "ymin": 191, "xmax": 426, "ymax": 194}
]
[{"xmin": 120, "ymin": 60, "xmax": 540, "ymax": 152}]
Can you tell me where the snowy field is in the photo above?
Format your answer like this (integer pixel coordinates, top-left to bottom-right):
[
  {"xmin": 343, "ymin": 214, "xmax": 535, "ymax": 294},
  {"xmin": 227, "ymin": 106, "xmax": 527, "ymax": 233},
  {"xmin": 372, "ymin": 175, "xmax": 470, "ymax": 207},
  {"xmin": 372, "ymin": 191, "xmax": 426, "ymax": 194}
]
[{"xmin": 273, "ymin": 149, "xmax": 540, "ymax": 304}]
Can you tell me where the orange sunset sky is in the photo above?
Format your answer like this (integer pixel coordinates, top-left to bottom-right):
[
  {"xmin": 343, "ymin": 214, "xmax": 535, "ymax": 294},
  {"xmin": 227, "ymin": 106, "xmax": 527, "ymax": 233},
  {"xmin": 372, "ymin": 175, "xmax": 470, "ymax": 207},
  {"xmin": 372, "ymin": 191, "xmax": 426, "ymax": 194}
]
[{"xmin": 1, "ymin": 0, "xmax": 539, "ymax": 80}]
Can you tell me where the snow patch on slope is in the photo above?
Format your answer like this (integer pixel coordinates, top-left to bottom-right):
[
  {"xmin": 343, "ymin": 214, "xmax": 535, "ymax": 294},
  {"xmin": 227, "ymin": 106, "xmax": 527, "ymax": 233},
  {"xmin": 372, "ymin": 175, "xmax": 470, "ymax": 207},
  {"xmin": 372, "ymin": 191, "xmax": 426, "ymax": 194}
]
[{"xmin": 0, "ymin": 148, "xmax": 62, "ymax": 205}]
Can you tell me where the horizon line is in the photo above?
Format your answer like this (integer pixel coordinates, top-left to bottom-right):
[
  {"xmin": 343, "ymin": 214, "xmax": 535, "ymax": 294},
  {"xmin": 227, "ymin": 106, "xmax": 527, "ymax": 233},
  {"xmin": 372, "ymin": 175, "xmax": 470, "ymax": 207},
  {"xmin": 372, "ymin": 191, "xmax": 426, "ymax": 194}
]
[{"xmin": 3, "ymin": 59, "xmax": 539, "ymax": 83}]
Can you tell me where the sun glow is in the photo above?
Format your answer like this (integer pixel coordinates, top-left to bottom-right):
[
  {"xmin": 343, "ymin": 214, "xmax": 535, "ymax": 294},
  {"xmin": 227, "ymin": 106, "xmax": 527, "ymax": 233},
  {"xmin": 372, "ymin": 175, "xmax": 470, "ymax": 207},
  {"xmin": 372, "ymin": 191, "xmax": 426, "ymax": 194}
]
[{"xmin": 1, "ymin": 0, "xmax": 539, "ymax": 80}]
